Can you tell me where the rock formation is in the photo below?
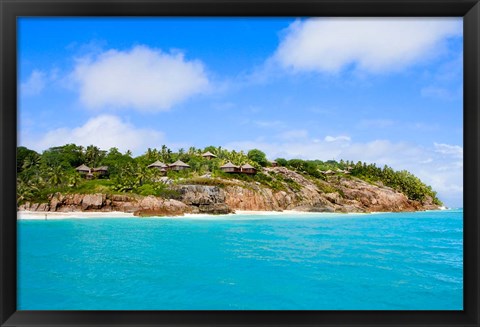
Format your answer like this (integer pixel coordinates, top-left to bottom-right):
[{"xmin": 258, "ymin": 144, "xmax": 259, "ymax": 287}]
[{"xmin": 18, "ymin": 167, "xmax": 440, "ymax": 216}]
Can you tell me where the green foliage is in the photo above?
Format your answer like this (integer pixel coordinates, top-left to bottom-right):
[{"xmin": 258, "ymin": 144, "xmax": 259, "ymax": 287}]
[
  {"xmin": 70, "ymin": 179, "xmax": 114, "ymax": 194},
  {"xmin": 16, "ymin": 143, "xmax": 442, "ymax": 206},
  {"xmin": 180, "ymin": 177, "xmax": 235, "ymax": 188},
  {"xmin": 350, "ymin": 161, "xmax": 442, "ymax": 204},
  {"xmin": 41, "ymin": 144, "xmax": 85, "ymax": 169},
  {"xmin": 247, "ymin": 149, "xmax": 268, "ymax": 167},
  {"xmin": 135, "ymin": 183, "xmax": 180, "ymax": 199},
  {"xmin": 17, "ymin": 147, "xmax": 40, "ymax": 173},
  {"xmin": 313, "ymin": 180, "xmax": 338, "ymax": 194},
  {"xmin": 275, "ymin": 158, "xmax": 288, "ymax": 167}
]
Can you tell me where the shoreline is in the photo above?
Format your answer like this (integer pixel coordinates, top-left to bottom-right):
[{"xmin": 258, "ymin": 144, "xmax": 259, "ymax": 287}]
[
  {"xmin": 17, "ymin": 208, "xmax": 453, "ymax": 220},
  {"xmin": 17, "ymin": 209, "xmax": 367, "ymax": 220}
]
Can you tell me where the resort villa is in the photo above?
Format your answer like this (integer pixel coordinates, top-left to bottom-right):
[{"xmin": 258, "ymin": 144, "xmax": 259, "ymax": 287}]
[
  {"xmin": 220, "ymin": 162, "xmax": 241, "ymax": 173},
  {"xmin": 92, "ymin": 166, "xmax": 109, "ymax": 176},
  {"xmin": 147, "ymin": 160, "xmax": 168, "ymax": 173},
  {"xmin": 168, "ymin": 160, "xmax": 190, "ymax": 171},
  {"xmin": 202, "ymin": 151, "xmax": 217, "ymax": 160},
  {"xmin": 220, "ymin": 162, "xmax": 257, "ymax": 175},
  {"xmin": 240, "ymin": 163, "xmax": 257, "ymax": 174},
  {"xmin": 75, "ymin": 164, "xmax": 109, "ymax": 179}
]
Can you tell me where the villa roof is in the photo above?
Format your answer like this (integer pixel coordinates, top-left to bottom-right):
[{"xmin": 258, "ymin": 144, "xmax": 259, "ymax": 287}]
[
  {"xmin": 241, "ymin": 163, "xmax": 256, "ymax": 169},
  {"xmin": 323, "ymin": 170, "xmax": 334, "ymax": 174},
  {"xmin": 148, "ymin": 160, "xmax": 168, "ymax": 168},
  {"xmin": 75, "ymin": 164, "xmax": 90, "ymax": 171},
  {"xmin": 93, "ymin": 166, "xmax": 108, "ymax": 171},
  {"xmin": 220, "ymin": 162, "xmax": 239, "ymax": 168},
  {"xmin": 202, "ymin": 151, "xmax": 217, "ymax": 157},
  {"xmin": 169, "ymin": 160, "xmax": 190, "ymax": 167}
]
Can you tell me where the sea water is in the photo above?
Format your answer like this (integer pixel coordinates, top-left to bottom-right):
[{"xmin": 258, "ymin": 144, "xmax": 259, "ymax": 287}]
[{"xmin": 17, "ymin": 209, "xmax": 463, "ymax": 310}]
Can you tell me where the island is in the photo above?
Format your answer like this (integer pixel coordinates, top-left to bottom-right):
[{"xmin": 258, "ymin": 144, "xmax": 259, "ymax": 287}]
[{"xmin": 17, "ymin": 144, "xmax": 443, "ymax": 216}]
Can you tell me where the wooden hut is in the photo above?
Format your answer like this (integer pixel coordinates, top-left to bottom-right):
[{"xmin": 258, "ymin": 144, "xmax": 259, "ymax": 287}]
[
  {"xmin": 75, "ymin": 164, "xmax": 93, "ymax": 179},
  {"xmin": 75, "ymin": 164, "xmax": 91, "ymax": 177},
  {"xmin": 147, "ymin": 160, "xmax": 168, "ymax": 173},
  {"xmin": 270, "ymin": 160, "xmax": 278, "ymax": 167},
  {"xmin": 241, "ymin": 163, "xmax": 257, "ymax": 175},
  {"xmin": 220, "ymin": 162, "xmax": 240, "ymax": 173},
  {"xmin": 92, "ymin": 166, "xmax": 109, "ymax": 177},
  {"xmin": 202, "ymin": 151, "xmax": 217, "ymax": 160},
  {"xmin": 169, "ymin": 160, "xmax": 190, "ymax": 171}
]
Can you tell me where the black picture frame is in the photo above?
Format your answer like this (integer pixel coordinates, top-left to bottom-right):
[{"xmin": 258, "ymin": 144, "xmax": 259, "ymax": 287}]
[{"xmin": 1, "ymin": 0, "xmax": 479, "ymax": 326}]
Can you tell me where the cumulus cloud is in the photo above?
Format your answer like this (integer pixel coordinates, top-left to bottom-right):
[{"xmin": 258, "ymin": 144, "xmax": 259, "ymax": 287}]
[
  {"xmin": 71, "ymin": 45, "xmax": 210, "ymax": 111},
  {"xmin": 225, "ymin": 137, "xmax": 462, "ymax": 207},
  {"xmin": 434, "ymin": 142, "xmax": 463, "ymax": 158},
  {"xmin": 21, "ymin": 70, "xmax": 46, "ymax": 96},
  {"xmin": 273, "ymin": 18, "xmax": 462, "ymax": 74},
  {"xmin": 25, "ymin": 115, "xmax": 164, "ymax": 155},
  {"xmin": 324, "ymin": 135, "xmax": 351, "ymax": 142}
]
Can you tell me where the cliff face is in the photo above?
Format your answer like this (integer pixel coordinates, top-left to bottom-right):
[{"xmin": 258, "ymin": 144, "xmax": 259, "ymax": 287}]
[
  {"xmin": 18, "ymin": 167, "xmax": 439, "ymax": 216},
  {"xmin": 223, "ymin": 167, "xmax": 438, "ymax": 213}
]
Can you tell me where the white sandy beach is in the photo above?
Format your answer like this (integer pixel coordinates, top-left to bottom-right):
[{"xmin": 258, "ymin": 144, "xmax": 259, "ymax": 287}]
[
  {"xmin": 17, "ymin": 209, "xmax": 369, "ymax": 220},
  {"xmin": 17, "ymin": 211, "xmax": 135, "ymax": 220}
]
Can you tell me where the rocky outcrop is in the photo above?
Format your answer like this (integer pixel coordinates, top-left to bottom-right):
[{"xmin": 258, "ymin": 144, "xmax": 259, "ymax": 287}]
[
  {"xmin": 176, "ymin": 185, "xmax": 232, "ymax": 214},
  {"xmin": 222, "ymin": 167, "xmax": 439, "ymax": 213},
  {"xmin": 18, "ymin": 189, "xmax": 230, "ymax": 217},
  {"xmin": 18, "ymin": 167, "xmax": 440, "ymax": 216}
]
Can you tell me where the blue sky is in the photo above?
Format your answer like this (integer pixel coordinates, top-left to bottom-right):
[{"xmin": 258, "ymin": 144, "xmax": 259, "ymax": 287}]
[{"xmin": 18, "ymin": 17, "xmax": 463, "ymax": 207}]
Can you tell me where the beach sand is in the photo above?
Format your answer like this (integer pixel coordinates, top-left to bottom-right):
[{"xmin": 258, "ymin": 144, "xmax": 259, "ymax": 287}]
[
  {"xmin": 17, "ymin": 209, "xmax": 363, "ymax": 220},
  {"xmin": 17, "ymin": 211, "xmax": 135, "ymax": 220}
]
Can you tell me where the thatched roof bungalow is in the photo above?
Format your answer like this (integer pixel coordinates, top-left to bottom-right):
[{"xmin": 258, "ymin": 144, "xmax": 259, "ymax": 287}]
[
  {"xmin": 75, "ymin": 164, "xmax": 91, "ymax": 174},
  {"xmin": 202, "ymin": 151, "xmax": 217, "ymax": 160},
  {"xmin": 147, "ymin": 160, "xmax": 168, "ymax": 172},
  {"xmin": 220, "ymin": 162, "xmax": 240, "ymax": 173},
  {"xmin": 93, "ymin": 166, "xmax": 109, "ymax": 172},
  {"xmin": 169, "ymin": 160, "xmax": 190, "ymax": 171},
  {"xmin": 241, "ymin": 163, "xmax": 257, "ymax": 175}
]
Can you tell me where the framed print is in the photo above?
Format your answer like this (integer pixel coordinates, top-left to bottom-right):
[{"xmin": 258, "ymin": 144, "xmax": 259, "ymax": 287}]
[{"xmin": 1, "ymin": 0, "xmax": 479, "ymax": 326}]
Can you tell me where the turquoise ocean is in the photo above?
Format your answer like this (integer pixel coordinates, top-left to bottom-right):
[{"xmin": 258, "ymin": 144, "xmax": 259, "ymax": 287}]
[{"xmin": 17, "ymin": 209, "xmax": 463, "ymax": 310}]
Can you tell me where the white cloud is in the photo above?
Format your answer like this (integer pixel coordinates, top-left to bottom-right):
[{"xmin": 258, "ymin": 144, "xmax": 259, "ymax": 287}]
[
  {"xmin": 25, "ymin": 115, "xmax": 164, "ymax": 155},
  {"xmin": 273, "ymin": 18, "xmax": 462, "ymax": 74},
  {"xmin": 21, "ymin": 70, "xmax": 46, "ymax": 96},
  {"xmin": 434, "ymin": 142, "xmax": 463, "ymax": 158},
  {"xmin": 71, "ymin": 45, "xmax": 210, "ymax": 111},
  {"xmin": 324, "ymin": 135, "xmax": 351, "ymax": 142}
]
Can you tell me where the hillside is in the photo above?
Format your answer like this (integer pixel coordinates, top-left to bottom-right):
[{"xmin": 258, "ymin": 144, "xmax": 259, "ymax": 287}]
[{"xmin": 17, "ymin": 144, "xmax": 442, "ymax": 215}]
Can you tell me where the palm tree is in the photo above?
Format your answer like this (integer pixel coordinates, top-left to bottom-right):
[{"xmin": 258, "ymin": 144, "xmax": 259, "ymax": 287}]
[
  {"xmin": 135, "ymin": 166, "xmax": 151, "ymax": 186},
  {"xmin": 85, "ymin": 145, "xmax": 104, "ymax": 167},
  {"xmin": 68, "ymin": 173, "xmax": 83, "ymax": 187},
  {"xmin": 47, "ymin": 166, "xmax": 65, "ymax": 187},
  {"xmin": 17, "ymin": 180, "xmax": 38, "ymax": 203},
  {"xmin": 188, "ymin": 147, "xmax": 197, "ymax": 156},
  {"xmin": 22, "ymin": 154, "xmax": 41, "ymax": 171}
]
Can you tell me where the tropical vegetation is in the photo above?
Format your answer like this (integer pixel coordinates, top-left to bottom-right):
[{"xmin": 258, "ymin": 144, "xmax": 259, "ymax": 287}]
[{"xmin": 16, "ymin": 144, "xmax": 442, "ymax": 205}]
